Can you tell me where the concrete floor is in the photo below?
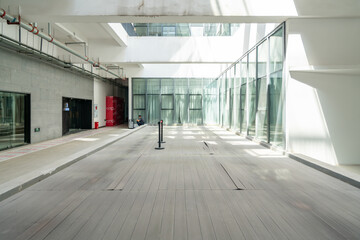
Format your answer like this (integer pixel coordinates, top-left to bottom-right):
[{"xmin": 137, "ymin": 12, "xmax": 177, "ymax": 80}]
[{"xmin": 0, "ymin": 126, "xmax": 360, "ymax": 240}]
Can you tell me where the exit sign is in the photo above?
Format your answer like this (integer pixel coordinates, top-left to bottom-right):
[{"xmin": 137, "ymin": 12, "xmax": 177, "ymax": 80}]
[{"xmin": 34, "ymin": 128, "xmax": 40, "ymax": 132}]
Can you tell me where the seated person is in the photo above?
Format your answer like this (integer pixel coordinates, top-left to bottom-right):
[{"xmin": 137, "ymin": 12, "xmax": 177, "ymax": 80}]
[{"xmin": 136, "ymin": 115, "xmax": 144, "ymax": 126}]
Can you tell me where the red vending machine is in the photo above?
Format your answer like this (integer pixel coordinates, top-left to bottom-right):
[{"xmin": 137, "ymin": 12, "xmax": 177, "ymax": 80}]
[{"xmin": 106, "ymin": 96, "xmax": 125, "ymax": 126}]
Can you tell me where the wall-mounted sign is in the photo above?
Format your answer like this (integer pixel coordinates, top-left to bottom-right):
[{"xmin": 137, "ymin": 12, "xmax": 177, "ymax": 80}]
[
  {"xmin": 94, "ymin": 104, "xmax": 98, "ymax": 118},
  {"xmin": 34, "ymin": 128, "xmax": 40, "ymax": 132},
  {"xmin": 63, "ymin": 102, "xmax": 70, "ymax": 111}
]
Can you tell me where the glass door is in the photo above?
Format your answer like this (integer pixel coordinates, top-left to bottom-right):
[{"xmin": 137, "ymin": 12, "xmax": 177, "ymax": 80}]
[{"xmin": 0, "ymin": 91, "xmax": 29, "ymax": 151}]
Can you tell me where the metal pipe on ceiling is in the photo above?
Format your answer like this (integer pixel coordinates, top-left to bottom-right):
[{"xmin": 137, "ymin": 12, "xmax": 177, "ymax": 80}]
[
  {"xmin": 0, "ymin": 33, "xmax": 125, "ymax": 88},
  {"xmin": 0, "ymin": 8, "xmax": 122, "ymax": 79}
]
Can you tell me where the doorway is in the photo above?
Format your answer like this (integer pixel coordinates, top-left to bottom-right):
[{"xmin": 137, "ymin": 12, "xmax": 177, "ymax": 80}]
[{"xmin": 62, "ymin": 97, "xmax": 92, "ymax": 135}]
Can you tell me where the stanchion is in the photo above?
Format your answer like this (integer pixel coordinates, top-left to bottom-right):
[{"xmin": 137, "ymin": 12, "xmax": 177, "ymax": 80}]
[
  {"xmin": 160, "ymin": 120, "xmax": 166, "ymax": 143},
  {"xmin": 155, "ymin": 121, "xmax": 164, "ymax": 150}
]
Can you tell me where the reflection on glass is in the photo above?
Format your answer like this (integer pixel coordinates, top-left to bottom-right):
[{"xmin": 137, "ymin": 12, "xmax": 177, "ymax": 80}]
[
  {"xmin": 269, "ymin": 71, "xmax": 284, "ymax": 146},
  {"xmin": 240, "ymin": 58, "xmax": 248, "ymax": 133},
  {"xmin": 270, "ymin": 28, "xmax": 284, "ymax": 73},
  {"xmin": 133, "ymin": 95, "xmax": 145, "ymax": 109},
  {"xmin": 132, "ymin": 23, "xmax": 238, "ymax": 37},
  {"xmin": 232, "ymin": 63, "xmax": 241, "ymax": 131},
  {"xmin": 161, "ymin": 79, "xmax": 174, "ymax": 94},
  {"xmin": 0, "ymin": 92, "xmax": 27, "ymax": 151},
  {"xmin": 161, "ymin": 95, "xmax": 174, "ymax": 124},
  {"xmin": 174, "ymin": 79, "xmax": 188, "ymax": 94},
  {"xmin": 133, "ymin": 78, "xmax": 146, "ymax": 94},
  {"xmin": 147, "ymin": 79, "xmax": 161, "ymax": 94},
  {"xmin": 147, "ymin": 95, "xmax": 160, "ymax": 124},
  {"xmin": 257, "ymin": 40, "xmax": 268, "ymax": 78},
  {"xmin": 161, "ymin": 95, "xmax": 174, "ymax": 109},
  {"xmin": 256, "ymin": 77, "xmax": 268, "ymax": 141},
  {"xmin": 189, "ymin": 95, "xmax": 202, "ymax": 109},
  {"xmin": 189, "ymin": 79, "xmax": 202, "ymax": 94},
  {"xmin": 248, "ymin": 50, "xmax": 257, "ymax": 136},
  {"xmin": 175, "ymin": 95, "xmax": 188, "ymax": 124}
]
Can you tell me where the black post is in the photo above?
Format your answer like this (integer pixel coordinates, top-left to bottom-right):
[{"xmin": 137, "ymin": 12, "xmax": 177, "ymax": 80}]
[
  {"xmin": 155, "ymin": 121, "xmax": 164, "ymax": 150},
  {"xmin": 160, "ymin": 120, "xmax": 166, "ymax": 143}
]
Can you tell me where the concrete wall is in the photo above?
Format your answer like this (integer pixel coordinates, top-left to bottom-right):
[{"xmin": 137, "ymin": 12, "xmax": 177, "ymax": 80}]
[
  {"xmin": 3, "ymin": 0, "xmax": 360, "ymax": 23},
  {"xmin": 0, "ymin": 48, "xmax": 93, "ymax": 143},
  {"xmin": 285, "ymin": 18, "xmax": 360, "ymax": 165}
]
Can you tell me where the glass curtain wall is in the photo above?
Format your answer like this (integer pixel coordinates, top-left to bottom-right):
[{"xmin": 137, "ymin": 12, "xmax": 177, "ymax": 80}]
[
  {"xmin": 203, "ymin": 79, "xmax": 218, "ymax": 125},
  {"xmin": 219, "ymin": 75, "xmax": 226, "ymax": 127},
  {"xmin": 240, "ymin": 58, "xmax": 248, "ymax": 133},
  {"xmin": 206, "ymin": 23, "xmax": 285, "ymax": 148},
  {"xmin": 223, "ymin": 71, "xmax": 231, "ymax": 128},
  {"xmin": 161, "ymin": 79, "xmax": 174, "ymax": 124},
  {"xmin": 146, "ymin": 79, "xmax": 161, "ymax": 124},
  {"xmin": 132, "ymin": 24, "xmax": 284, "ymax": 145},
  {"xmin": 133, "ymin": 78, "xmax": 214, "ymax": 125},
  {"xmin": 232, "ymin": 62, "xmax": 241, "ymax": 131},
  {"xmin": 189, "ymin": 79, "xmax": 203, "ymax": 125},
  {"xmin": 132, "ymin": 79, "xmax": 146, "ymax": 122},
  {"xmin": 174, "ymin": 79, "xmax": 189, "ymax": 124},
  {"xmin": 256, "ymin": 40, "xmax": 269, "ymax": 142},
  {"xmin": 269, "ymin": 28, "xmax": 284, "ymax": 147},
  {"xmin": 248, "ymin": 49, "xmax": 257, "ymax": 136}
]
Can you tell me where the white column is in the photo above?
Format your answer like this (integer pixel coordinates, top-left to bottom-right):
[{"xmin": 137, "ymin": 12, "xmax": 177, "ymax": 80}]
[{"xmin": 128, "ymin": 77, "xmax": 132, "ymax": 122}]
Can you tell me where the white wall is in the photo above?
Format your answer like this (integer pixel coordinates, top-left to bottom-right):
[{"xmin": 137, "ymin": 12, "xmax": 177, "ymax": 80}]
[
  {"xmin": 285, "ymin": 18, "xmax": 360, "ymax": 165},
  {"xmin": 93, "ymin": 78, "xmax": 117, "ymax": 128}
]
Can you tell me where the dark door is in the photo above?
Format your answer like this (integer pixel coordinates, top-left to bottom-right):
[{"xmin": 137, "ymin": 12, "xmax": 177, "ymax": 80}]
[
  {"xmin": 62, "ymin": 97, "xmax": 92, "ymax": 135},
  {"xmin": 62, "ymin": 98, "xmax": 70, "ymax": 135}
]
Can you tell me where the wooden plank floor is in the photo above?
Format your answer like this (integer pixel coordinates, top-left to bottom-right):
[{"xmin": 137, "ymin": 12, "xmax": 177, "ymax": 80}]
[{"xmin": 0, "ymin": 126, "xmax": 360, "ymax": 240}]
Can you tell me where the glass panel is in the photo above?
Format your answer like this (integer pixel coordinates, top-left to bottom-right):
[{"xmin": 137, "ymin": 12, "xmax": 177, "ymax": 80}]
[
  {"xmin": 203, "ymin": 93, "xmax": 218, "ymax": 125},
  {"xmin": 257, "ymin": 39, "xmax": 268, "ymax": 78},
  {"xmin": 133, "ymin": 95, "xmax": 145, "ymax": 109},
  {"xmin": 161, "ymin": 110, "xmax": 174, "ymax": 124},
  {"xmin": 233, "ymin": 86, "xmax": 240, "ymax": 131},
  {"xmin": 269, "ymin": 71, "xmax": 284, "ymax": 147},
  {"xmin": 219, "ymin": 76, "xmax": 225, "ymax": 127},
  {"xmin": 270, "ymin": 28, "xmax": 284, "ymax": 73},
  {"xmin": 189, "ymin": 95, "xmax": 202, "ymax": 109},
  {"xmin": 163, "ymin": 26, "xmax": 176, "ymax": 36},
  {"xmin": 133, "ymin": 110, "xmax": 146, "ymax": 123},
  {"xmin": 189, "ymin": 110, "xmax": 202, "ymax": 125},
  {"xmin": 225, "ymin": 88, "xmax": 231, "ymax": 129},
  {"xmin": 189, "ymin": 79, "xmax": 202, "ymax": 94},
  {"xmin": 161, "ymin": 95, "xmax": 174, "ymax": 109},
  {"xmin": 175, "ymin": 95, "xmax": 188, "ymax": 124},
  {"xmin": 189, "ymin": 94, "xmax": 202, "ymax": 125},
  {"xmin": 147, "ymin": 79, "xmax": 160, "ymax": 94},
  {"xmin": 256, "ymin": 77, "xmax": 268, "ymax": 142},
  {"xmin": 240, "ymin": 58, "xmax": 248, "ymax": 133},
  {"xmin": 174, "ymin": 79, "xmax": 188, "ymax": 94},
  {"xmin": 147, "ymin": 95, "xmax": 160, "ymax": 124},
  {"xmin": 161, "ymin": 79, "xmax": 174, "ymax": 94},
  {"xmin": 204, "ymin": 79, "xmax": 218, "ymax": 125},
  {"xmin": 0, "ymin": 92, "xmax": 26, "ymax": 151},
  {"xmin": 133, "ymin": 78, "xmax": 146, "ymax": 94},
  {"xmin": 248, "ymin": 50, "xmax": 257, "ymax": 136}
]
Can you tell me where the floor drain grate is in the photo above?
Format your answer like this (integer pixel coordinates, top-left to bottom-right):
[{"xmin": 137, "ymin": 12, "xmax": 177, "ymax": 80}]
[
  {"xmin": 203, "ymin": 141, "xmax": 215, "ymax": 155},
  {"xmin": 219, "ymin": 163, "xmax": 244, "ymax": 190}
]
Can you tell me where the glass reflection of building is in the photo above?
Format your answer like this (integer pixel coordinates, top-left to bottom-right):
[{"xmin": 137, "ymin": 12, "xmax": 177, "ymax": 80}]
[
  {"xmin": 132, "ymin": 23, "xmax": 285, "ymax": 148},
  {"xmin": 0, "ymin": 91, "xmax": 30, "ymax": 151}
]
